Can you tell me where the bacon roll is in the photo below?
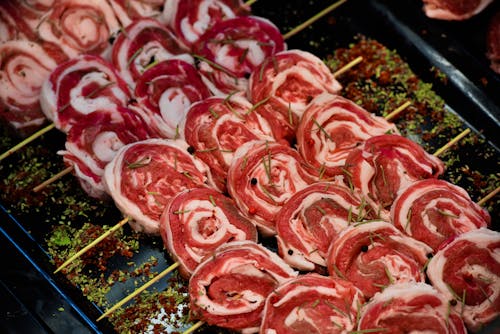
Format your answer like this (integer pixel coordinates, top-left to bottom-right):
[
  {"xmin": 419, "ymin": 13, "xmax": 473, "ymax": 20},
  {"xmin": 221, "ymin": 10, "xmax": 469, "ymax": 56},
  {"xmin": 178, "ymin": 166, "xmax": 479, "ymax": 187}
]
[
  {"xmin": 276, "ymin": 181, "xmax": 378, "ymax": 272},
  {"xmin": 159, "ymin": 187, "xmax": 258, "ymax": 278},
  {"xmin": 103, "ymin": 138, "xmax": 211, "ymax": 234},
  {"xmin": 327, "ymin": 220, "xmax": 432, "ymax": 299},
  {"xmin": 189, "ymin": 240, "xmax": 297, "ymax": 333},
  {"xmin": 227, "ymin": 140, "xmax": 318, "ymax": 236},
  {"xmin": 260, "ymin": 273, "xmax": 364, "ymax": 334},
  {"xmin": 391, "ymin": 178, "xmax": 491, "ymax": 251},
  {"xmin": 296, "ymin": 93, "xmax": 399, "ymax": 177},
  {"xmin": 358, "ymin": 282, "xmax": 467, "ymax": 334},
  {"xmin": 427, "ymin": 228, "xmax": 500, "ymax": 332},
  {"xmin": 40, "ymin": 54, "xmax": 131, "ymax": 133}
]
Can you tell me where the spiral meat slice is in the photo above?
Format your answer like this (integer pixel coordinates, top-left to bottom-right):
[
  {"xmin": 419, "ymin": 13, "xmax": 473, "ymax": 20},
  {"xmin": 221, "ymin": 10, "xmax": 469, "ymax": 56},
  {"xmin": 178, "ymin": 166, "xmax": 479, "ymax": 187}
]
[
  {"xmin": 189, "ymin": 240, "xmax": 297, "ymax": 333},
  {"xmin": 261, "ymin": 274, "xmax": 364, "ymax": 334},
  {"xmin": 133, "ymin": 59, "xmax": 211, "ymax": 138},
  {"xmin": 103, "ymin": 138, "xmax": 211, "ymax": 234},
  {"xmin": 194, "ymin": 15, "xmax": 286, "ymax": 95},
  {"xmin": 181, "ymin": 93, "xmax": 275, "ymax": 192},
  {"xmin": 107, "ymin": 0, "xmax": 166, "ymax": 27},
  {"xmin": 111, "ymin": 18, "xmax": 190, "ymax": 89},
  {"xmin": 249, "ymin": 49, "xmax": 342, "ymax": 118},
  {"xmin": 297, "ymin": 93, "xmax": 399, "ymax": 177},
  {"xmin": 40, "ymin": 54, "xmax": 131, "ymax": 133},
  {"xmin": 36, "ymin": 0, "xmax": 120, "ymax": 58},
  {"xmin": 58, "ymin": 108, "xmax": 154, "ymax": 200},
  {"xmin": 163, "ymin": 0, "xmax": 249, "ymax": 50},
  {"xmin": 227, "ymin": 140, "xmax": 318, "ymax": 236},
  {"xmin": 343, "ymin": 134, "xmax": 444, "ymax": 218},
  {"xmin": 327, "ymin": 220, "xmax": 432, "ymax": 299},
  {"xmin": 159, "ymin": 187, "xmax": 258, "ymax": 278},
  {"xmin": 276, "ymin": 181, "xmax": 377, "ymax": 271},
  {"xmin": 427, "ymin": 228, "xmax": 500, "ymax": 332},
  {"xmin": 391, "ymin": 179, "xmax": 491, "ymax": 251},
  {"xmin": 358, "ymin": 282, "xmax": 467, "ymax": 334},
  {"xmin": 0, "ymin": 40, "xmax": 59, "ymax": 135}
]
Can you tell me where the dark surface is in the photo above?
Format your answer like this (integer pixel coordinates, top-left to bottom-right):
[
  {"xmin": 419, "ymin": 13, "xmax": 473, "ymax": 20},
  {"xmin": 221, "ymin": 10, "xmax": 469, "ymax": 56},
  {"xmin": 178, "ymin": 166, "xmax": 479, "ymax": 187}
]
[{"xmin": 0, "ymin": 0, "xmax": 499, "ymax": 333}]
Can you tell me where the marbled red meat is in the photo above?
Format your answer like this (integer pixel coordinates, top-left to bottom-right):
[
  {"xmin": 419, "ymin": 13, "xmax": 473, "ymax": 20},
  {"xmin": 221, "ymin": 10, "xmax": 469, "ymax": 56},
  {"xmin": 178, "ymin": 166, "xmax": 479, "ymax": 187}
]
[
  {"xmin": 40, "ymin": 54, "xmax": 131, "ymax": 133},
  {"xmin": 427, "ymin": 228, "xmax": 500, "ymax": 332},
  {"xmin": 194, "ymin": 15, "xmax": 286, "ymax": 95},
  {"xmin": 422, "ymin": 0, "xmax": 494, "ymax": 20},
  {"xmin": 276, "ymin": 181, "xmax": 377, "ymax": 271},
  {"xmin": 297, "ymin": 93, "xmax": 399, "ymax": 177},
  {"xmin": 343, "ymin": 134, "xmax": 445, "ymax": 219},
  {"xmin": 260, "ymin": 274, "xmax": 364, "ymax": 334},
  {"xmin": 107, "ymin": 0, "xmax": 166, "ymax": 27},
  {"xmin": 163, "ymin": 0, "xmax": 249, "ymax": 50},
  {"xmin": 227, "ymin": 140, "xmax": 318, "ymax": 236},
  {"xmin": 391, "ymin": 178, "xmax": 490, "ymax": 251},
  {"xmin": 36, "ymin": 0, "xmax": 120, "ymax": 58},
  {"xmin": 159, "ymin": 187, "xmax": 258, "ymax": 278},
  {"xmin": 181, "ymin": 93, "xmax": 275, "ymax": 192},
  {"xmin": 103, "ymin": 138, "xmax": 211, "ymax": 234},
  {"xmin": 134, "ymin": 59, "xmax": 211, "ymax": 139},
  {"xmin": 189, "ymin": 240, "xmax": 297, "ymax": 333},
  {"xmin": 327, "ymin": 220, "xmax": 432, "ymax": 299},
  {"xmin": 111, "ymin": 18, "xmax": 190, "ymax": 89},
  {"xmin": 487, "ymin": 11, "xmax": 500, "ymax": 74},
  {"xmin": 0, "ymin": 40, "xmax": 59, "ymax": 135},
  {"xmin": 358, "ymin": 282, "xmax": 467, "ymax": 334},
  {"xmin": 58, "ymin": 107, "xmax": 154, "ymax": 200}
]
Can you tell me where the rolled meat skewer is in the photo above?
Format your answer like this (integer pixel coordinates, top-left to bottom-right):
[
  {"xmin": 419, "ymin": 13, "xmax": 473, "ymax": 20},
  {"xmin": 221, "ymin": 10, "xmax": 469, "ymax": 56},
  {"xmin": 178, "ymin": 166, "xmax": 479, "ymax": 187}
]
[
  {"xmin": 276, "ymin": 181, "xmax": 378, "ymax": 272},
  {"xmin": 188, "ymin": 240, "xmax": 297, "ymax": 333},
  {"xmin": 260, "ymin": 273, "xmax": 364, "ymax": 334},
  {"xmin": 427, "ymin": 228, "xmax": 500, "ymax": 332},
  {"xmin": 133, "ymin": 58, "xmax": 212, "ymax": 139},
  {"xmin": 159, "ymin": 187, "xmax": 258, "ymax": 278},
  {"xmin": 193, "ymin": 15, "xmax": 286, "ymax": 95},
  {"xmin": 358, "ymin": 282, "xmax": 467, "ymax": 333},
  {"xmin": 391, "ymin": 178, "xmax": 491, "ymax": 251},
  {"xmin": 227, "ymin": 139, "xmax": 318, "ymax": 236},
  {"xmin": 296, "ymin": 93, "xmax": 399, "ymax": 178},
  {"xmin": 40, "ymin": 54, "xmax": 132, "ymax": 133},
  {"xmin": 103, "ymin": 138, "xmax": 212, "ymax": 234},
  {"xmin": 327, "ymin": 220, "xmax": 432, "ymax": 299},
  {"xmin": 422, "ymin": 0, "xmax": 494, "ymax": 21},
  {"xmin": 181, "ymin": 92, "xmax": 275, "ymax": 192}
]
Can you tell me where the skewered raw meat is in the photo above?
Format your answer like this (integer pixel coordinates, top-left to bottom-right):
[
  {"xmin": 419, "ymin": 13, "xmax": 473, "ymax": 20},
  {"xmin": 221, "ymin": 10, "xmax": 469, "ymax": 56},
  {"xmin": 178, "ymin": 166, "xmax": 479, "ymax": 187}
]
[
  {"xmin": 296, "ymin": 93, "xmax": 399, "ymax": 178},
  {"xmin": 181, "ymin": 93, "xmax": 275, "ymax": 192},
  {"xmin": 40, "ymin": 54, "xmax": 131, "ymax": 133},
  {"xmin": 163, "ymin": 0, "xmax": 249, "ymax": 50},
  {"xmin": 58, "ymin": 107, "xmax": 154, "ymax": 200},
  {"xmin": 134, "ymin": 58, "xmax": 211, "ymax": 138},
  {"xmin": 227, "ymin": 140, "xmax": 318, "ymax": 235},
  {"xmin": 391, "ymin": 178, "xmax": 490, "ymax": 251},
  {"xmin": 188, "ymin": 240, "xmax": 297, "ymax": 333},
  {"xmin": 427, "ymin": 228, "xmax": 500, "ymax": 332},
  {"xmin": 111, "ymin": 18, "xmax": 190, "ymax": 89},
  {"xmin": 194, "ymin": 15, "xmax": 286, "ymax": 95},
  {"xmin": 159, "ymin": 187, "xmax": 258, "ymax": 278},
  {"xmin": 327, "ymin": 220, "xmax": 432, "ymax": 298},
  {"xmin": 422, "ymin": 0, "xmax": 494, "ymax": 20},
  {"xmin": 358, "ymin": 282, "xmax": 467, "ymax": 333},
  {"xmin": 103, "ymin": 138, "xmax": 212, "ymax": 234},
  {"xmin": 107, "ymin": 0, "xmax": 167, "ymax": 27},
  {"xmin": 343, "ymin": 134, "xmax": 445, "ymax": 218},
  {"xmin": 276, "ymin": 181, "xmax": 377, "ymax": 271},
  {"xmin": 260, "ymin": 273, "xmax": 364, "ymax": 334}
]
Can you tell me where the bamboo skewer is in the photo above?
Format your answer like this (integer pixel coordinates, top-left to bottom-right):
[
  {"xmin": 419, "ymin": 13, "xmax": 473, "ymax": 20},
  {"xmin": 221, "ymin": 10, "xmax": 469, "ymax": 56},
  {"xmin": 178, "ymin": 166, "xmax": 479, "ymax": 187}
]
[
  {"xmin": 433, "ymin": 128, "xmax": 471, "ymax": 157},
  {"xmin": 477, "ymin": 186, "xmax": 500, "ymax": 207},
  {"xmin": 33, "ymin": 166, "xmax": 74, "ymax": 193},
  {"xmin": 183, "ymin": 321, "xmax": 204, "ymax": 334},
  {"xmin": 0, "ymin": 123, "xmax": 55, "ymax": 162}
]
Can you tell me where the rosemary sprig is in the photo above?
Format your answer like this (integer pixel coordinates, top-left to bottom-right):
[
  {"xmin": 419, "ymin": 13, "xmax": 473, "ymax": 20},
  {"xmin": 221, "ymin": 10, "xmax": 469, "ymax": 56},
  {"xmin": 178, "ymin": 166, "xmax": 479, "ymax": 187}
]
[
  {"xmin": 209, "ymin": 195, "xmax": 217, "ymax": 207},
  {"xmin": 127, "ymin": 47, "xmax": 144, "ymax": 68},
  {"xmin": 126, "ymin": 156, "xmax": 152, "ymax": 169},
  {"xmin": 246, "ymin": 96, "xmax": 271, "ymax": 115},
  {"xmin": 194, "ymin": 54, "xmax": 237, "ymax": 79},
  {"xmin": 312, "ymin": 118, "xmax": 333, "ymax": 141}
]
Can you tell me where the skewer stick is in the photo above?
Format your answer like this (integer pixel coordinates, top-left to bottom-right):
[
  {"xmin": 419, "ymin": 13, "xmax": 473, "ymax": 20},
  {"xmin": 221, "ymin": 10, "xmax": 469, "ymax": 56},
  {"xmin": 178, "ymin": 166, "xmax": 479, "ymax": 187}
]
[
  {"xmin": 385, "ymin": 101, "xmax": 411, "ymax": 121},
  {"xmin": 282, "ymin": 0, "xmax": 348, "ymax": 40},
  {"xmin": 244, "ymin": 0, "xmax": 258, "ymax": 6},
  {"xmin": 433, "ymin": 128, "xmax": 471, "ymax": 158},
  {"xmin": 333, "ymin": 56, "xmax": 363, "ymax": 78},
  {"xmin": 33, "ymin": 166, "xmax": 74, "ymax": 193},
  {"xmin": 53, "ymin": 216, "xmax": 130, "ymax": 274},
  {"xmin": 96, "ymin": 261, "xmax": 180, "ymax": 321},
  {"xmin": 477, "ymin": 186, "xmax": 500, "ymax": 207},
  {"xmin": 183, "ymin": 321, "xmax": 204, "ymax": 334},
  {"xmin": 0, "ymin": 123, "xmax": 55, "ymax": 162}
]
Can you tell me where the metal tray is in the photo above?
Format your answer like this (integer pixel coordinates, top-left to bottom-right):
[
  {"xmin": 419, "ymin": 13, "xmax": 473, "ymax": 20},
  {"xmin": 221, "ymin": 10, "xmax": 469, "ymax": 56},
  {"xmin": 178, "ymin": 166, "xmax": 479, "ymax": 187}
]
[{"xmin": 0, "ymin": 0, "xmax": 499, "ymax": 333}]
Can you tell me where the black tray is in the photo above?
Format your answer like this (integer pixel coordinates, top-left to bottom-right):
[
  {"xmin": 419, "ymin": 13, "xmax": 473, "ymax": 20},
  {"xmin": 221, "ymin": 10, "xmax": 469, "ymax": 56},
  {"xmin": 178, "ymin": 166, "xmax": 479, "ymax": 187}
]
[{"xmin": 1, "ymin": 0, "xmax": 499, "ymax": 333}]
